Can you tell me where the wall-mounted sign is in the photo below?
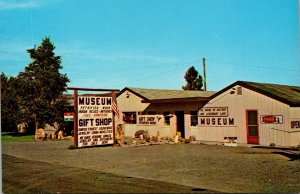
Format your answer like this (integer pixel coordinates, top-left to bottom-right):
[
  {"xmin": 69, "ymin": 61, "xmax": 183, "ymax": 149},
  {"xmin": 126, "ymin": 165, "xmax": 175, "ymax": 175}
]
[
  {"xmin": 260, "ymin": 115, "xmax": 283, "ymax": 124},
  {"xmin": 291, "ymin": 121, "xmax": 300, "ymax": 129},
  {"xmin": 199, "ymin": 107, "xmax": 228, "ymax": 117},
  {"xmin": 77, "ymin": 97, "xmax": 113, "ymax": 147},
  {"xmin": 199, "ymin": 117, "xmax": 235, "ymax": 126},
  {"xmin": 64, "ymin": 112, "xmax": 74, "ymax": 121},
  {"xmin": 137, "ymin": 115, "xmax": 159, "ymax": 125}
]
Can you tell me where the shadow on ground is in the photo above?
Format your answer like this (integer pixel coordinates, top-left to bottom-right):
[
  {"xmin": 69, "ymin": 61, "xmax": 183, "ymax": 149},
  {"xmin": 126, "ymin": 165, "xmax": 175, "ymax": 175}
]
[
  {"xmin": 271, "ymin": 151, "xmax": 300, "ymax": 161},
  {"xmin": 251, "ymin": 145, "xmax": 300, "ymax": 161},
  {"xmin": 3, "ymin": 154, "xmax": 217, "ymax": 193}
]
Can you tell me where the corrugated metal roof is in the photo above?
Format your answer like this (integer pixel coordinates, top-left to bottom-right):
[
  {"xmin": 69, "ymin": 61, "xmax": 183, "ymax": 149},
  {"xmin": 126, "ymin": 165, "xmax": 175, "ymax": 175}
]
[
  {"xmin": 211, "ymin": 81, "xmax": 300, "ymax": 107},
  {"xmin": 127, "ymin": 87, "xmax": 216, "ymax": 100},
  {"xmin": 242, "ymin": 81, "xmax": 300, "ymax": 106}
]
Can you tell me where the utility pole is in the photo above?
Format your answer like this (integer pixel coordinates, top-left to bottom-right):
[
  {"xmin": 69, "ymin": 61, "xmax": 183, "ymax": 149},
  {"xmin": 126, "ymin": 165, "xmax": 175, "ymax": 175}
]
[{"xmin": 203, "ymin": 57, "xmax": 207, "ymax": 91}]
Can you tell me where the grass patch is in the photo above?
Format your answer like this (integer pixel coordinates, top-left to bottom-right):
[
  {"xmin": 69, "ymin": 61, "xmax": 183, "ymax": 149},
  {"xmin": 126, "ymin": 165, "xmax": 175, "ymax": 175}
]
[{"xmin": 1, "ymin": 132, "xmax": 35, "ymax": 142}]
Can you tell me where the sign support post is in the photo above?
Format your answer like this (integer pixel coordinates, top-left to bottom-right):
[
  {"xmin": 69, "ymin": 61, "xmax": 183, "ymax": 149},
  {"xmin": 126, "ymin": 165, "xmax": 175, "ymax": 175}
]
[{"xmin": 74, "ymin": 89, "xmax": 78, "ymax": 148}]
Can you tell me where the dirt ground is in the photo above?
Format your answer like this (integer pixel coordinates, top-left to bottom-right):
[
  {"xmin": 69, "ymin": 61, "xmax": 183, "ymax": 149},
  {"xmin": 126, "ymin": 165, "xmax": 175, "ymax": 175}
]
[{"xmin": 2, "ymin": 140, "xmax": 300, "ymax": 193}]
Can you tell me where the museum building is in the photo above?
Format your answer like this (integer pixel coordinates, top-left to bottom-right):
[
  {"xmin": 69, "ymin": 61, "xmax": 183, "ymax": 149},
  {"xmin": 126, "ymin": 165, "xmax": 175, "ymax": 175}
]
[{"xmin": 116, "ymin": 81, "xmax": 300, "ymax": 147}]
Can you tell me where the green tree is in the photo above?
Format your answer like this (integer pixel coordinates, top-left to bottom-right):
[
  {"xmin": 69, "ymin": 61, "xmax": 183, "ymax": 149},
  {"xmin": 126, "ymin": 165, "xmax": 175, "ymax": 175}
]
[
  {"xmin": 1, "ymin": 73, "xmax": 20, "ymax": 132},
  {"xmin": 182, "ymin": 66, "xmax": 203, "ymax": 90},
  {"xmin": 16, "ymin": 37, "xmax": 70, "ymax": 132}
]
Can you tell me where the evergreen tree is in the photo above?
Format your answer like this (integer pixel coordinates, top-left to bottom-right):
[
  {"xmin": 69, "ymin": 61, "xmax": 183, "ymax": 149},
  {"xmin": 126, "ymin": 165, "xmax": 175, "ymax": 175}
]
[
  {"xmin": 1, "ymin": 73, "xmax": 20, "ymax": 132},
  {"xmin": 182, "ymin": 66, "xmax": 203, "ymax": 90},
  {"xmin": 16, "ymin": 37, "xmax": 70, "ymax": 132}
]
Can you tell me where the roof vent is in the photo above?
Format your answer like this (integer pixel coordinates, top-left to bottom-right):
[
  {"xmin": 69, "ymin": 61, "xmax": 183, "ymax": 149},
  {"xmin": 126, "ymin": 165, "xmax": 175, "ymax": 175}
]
[{"xmin": 237, "ymin": 87, "xmax": 242, "ymax": 95}]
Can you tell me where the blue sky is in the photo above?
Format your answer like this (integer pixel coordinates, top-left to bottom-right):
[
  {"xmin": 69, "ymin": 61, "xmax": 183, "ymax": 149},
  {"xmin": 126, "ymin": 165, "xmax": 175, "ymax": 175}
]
[{"xmin": 1, "ymin": 0, "xmax": 299, "ymax": 92}]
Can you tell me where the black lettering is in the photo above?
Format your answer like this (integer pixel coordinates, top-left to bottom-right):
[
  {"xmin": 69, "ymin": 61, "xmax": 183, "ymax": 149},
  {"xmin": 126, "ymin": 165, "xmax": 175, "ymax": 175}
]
[
  {"xmin": 206, "ymin": 118, "xmax": 210, "ymax": 125},
  {"xmin": 79, "ymin": 119, "xmax": 85, "ymax": 126},
  {"xmin": 96, "ymin": 118, "xmax": 112, "ymax": 126},
  {"xmin": 101, "ymin": 98, "xmax": 106, "ymax": 105},
  {"xmin": 79, "ymin": 97, "xmax": 85, "ymax": 105},
  {"xmin": 96, "ymin": 98, "xmax": 100, "ymax": 105},
  {"xmin": 200, "ymin": 118, "xmax": 205, "ymax": 125},
  {"xmin": 90, "ymin": 98, "xmax": 95, "ymax": 105},
  {"xmin": 223, "ymin": 118, "xmax": 227, "ymax": 125},
  {"xmin": 79, "ymin": 119, "xmax": 94, "ymax": 126},
  {"xmin": 106, "ymin": 98, "xmax": 112, "ymax": 105},
  {"xmin": 212, "ymin": 118, "xmax": 215, "ymax": 125},
  {"xmin": 218, "ymin": 118, "xmax": 221, "ymax": 125},
  {"xmin": 229, "ymin": 118, "xmax": 234, "ymax": 125},
  {"xmin": 147, "ymin": 117, "xmax": 155, "ymax": 121}
]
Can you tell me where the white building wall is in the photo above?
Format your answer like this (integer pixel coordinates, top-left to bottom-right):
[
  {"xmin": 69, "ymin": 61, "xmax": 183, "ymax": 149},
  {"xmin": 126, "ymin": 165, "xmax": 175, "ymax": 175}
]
[
  {"xmin": 117, "ymin": 90, "xmax": 149, "ymax": 137},
  {"xmin": 290, "ymin": 107, "xmax": 300, "ymax": 146},
  {"xmin": 192, "ymin": 85, "xmax": 296, "ymax": 146},
  {"xmin": 184, "ymin": 114, "xmax": 191, "ymax": 138},
  {"xmin": 117, "ymin": 90, "xmax": 207, "ymax": 138},
  {"xmin": 117, "ymin": 91, "xmax": 149, "ymax": 113}
]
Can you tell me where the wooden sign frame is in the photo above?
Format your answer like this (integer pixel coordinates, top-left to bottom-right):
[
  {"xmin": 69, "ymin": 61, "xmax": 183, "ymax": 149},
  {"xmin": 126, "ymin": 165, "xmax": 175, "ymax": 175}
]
[{"xmin": 66, "ymin": 87, "xmax": 119, "ymax": 148}]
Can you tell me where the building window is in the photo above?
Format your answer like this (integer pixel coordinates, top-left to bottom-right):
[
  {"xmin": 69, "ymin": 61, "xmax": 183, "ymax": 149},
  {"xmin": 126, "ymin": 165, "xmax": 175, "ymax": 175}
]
[
  {"xmin": 123, "ymin": 112, "xmax": 137, "ymax": 124},
  {"xmin": 191, "ymin": 111, "xmax": 198, "ymax": 126},
  {"xmin": 163, "ymin": 112, "xmax": 171, "ymax": 126}
]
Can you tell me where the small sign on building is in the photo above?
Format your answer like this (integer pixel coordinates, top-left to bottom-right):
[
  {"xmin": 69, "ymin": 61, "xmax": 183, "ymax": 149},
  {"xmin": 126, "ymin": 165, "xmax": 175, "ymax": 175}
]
[
  {"xmin": 260, "ymin": 115, "xmax": 283, "ymax": 124},
  {"xmin": 137, "ymin": 115, "xmax": 159, "ymax": 125},
  {"xmin": 199, "ymin": 107, "xmax": 228, "ymax": 117},
  {"xmin": 64, "ymin": 112, "xmax": 74, "ymax": 121}
]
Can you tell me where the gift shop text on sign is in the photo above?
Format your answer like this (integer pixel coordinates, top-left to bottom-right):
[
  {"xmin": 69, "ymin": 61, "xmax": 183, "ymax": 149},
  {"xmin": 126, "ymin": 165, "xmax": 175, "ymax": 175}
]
[{"xmin": 77, "ymin": 97, "xmax": 113, "ymax": 147}]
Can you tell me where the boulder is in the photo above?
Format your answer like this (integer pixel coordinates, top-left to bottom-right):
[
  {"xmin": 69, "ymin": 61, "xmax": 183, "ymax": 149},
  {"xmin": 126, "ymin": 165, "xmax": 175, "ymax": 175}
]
[
  {"xmin": 17, "ymin": 123, "xmax": 28, "ymax": 134},
  {"xmin": 44, "ymin": 124, "xmax": 58, "ymax": 140},
  {"xmin": 134, "ymin": 130, "xmax": 145, "ymax": 138},
  {"xmin": 174, "ymin": 135, "xmax": 179, "ymax": 144},
  {"xmin": 35, "ymin": 128, "xmax": 45, "ymax": 141},
  {"xmin": 137, "ymin": 139, "xmax": 146, "ymax": 144},
  {"xmin": 144, "ymin": 130, "xmax": 150, "ymax": 142},
  {"xmin": 53, "ymin": 122, "xmax": 60, "ymax": 130},
  {"xmin": 152, "ymin": 136, "xmax": 158, "ymax": 142},
  {"xmin": 190, "ymin": 135, "xmax": 196, "ymax": 141},
  {"xmin": 124, "ymin": 136, "xmax": 134, "ymax": 145},
  {"xmin": 184, "ymin": 139, "xmax": 191, "ymax": 144},
  {"xmin": 57, "ymin": 131, "xmax": 65, "ymax": 140},
  {"xmin": 151, "ymin": 131, "xmax": 161, "ymax": 142},
  {"xmin": 157, "ymin": 131, "xmax": 161, "ymax": 142}
]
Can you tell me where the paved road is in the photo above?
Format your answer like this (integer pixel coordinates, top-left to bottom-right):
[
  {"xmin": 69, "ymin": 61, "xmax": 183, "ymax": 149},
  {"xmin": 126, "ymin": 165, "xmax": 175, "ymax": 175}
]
[
  {"xmin": 2, "ymin": 140, "xmax": 300, "ymax": 193},
  {"xmin": 3, "ymin": 154, "xmax": 211, "ymax": 193}
]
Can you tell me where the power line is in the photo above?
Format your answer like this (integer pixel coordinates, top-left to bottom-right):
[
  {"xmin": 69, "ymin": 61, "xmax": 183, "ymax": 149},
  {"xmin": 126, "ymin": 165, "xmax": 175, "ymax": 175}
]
[
  {"xmin": 64, "ymin": 59, "xmax": 202, "ymax": 75},
  {"xmin": 206, "ymin": 58, "xmax": 300, "ymax": 72},
  {"xmin": 101, "ymin": 59, "xmax": 202, "ymax": 88}
]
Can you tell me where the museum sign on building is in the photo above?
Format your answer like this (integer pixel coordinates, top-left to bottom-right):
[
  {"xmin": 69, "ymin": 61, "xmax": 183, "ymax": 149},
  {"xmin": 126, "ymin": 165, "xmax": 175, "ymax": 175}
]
[
  {"xmin": 116, "ymin": 81, "xmax": 300, "ymax": 147},
  {"xmin": 191, "ymin": 81, "xmax": 300, "ymax": 147}
]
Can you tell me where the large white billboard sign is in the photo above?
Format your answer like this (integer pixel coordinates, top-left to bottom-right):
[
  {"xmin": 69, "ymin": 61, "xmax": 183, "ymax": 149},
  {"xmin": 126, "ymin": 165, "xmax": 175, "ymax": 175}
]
[{"xmin": 77, "ymin": 96, "xmax": 113, "ymax": 147}]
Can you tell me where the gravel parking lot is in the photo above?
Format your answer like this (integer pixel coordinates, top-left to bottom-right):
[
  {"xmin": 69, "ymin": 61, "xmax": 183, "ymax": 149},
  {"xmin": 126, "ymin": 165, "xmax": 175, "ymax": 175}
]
[{"xmin": 2, "ymin": 140, "xmax": 300, "ymax": 193}]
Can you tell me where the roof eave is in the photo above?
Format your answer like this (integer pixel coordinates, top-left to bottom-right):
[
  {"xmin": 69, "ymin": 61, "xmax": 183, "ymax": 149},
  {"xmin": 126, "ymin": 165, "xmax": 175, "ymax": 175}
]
[
  {"xmin": 142, "ymin": 97, "xmax": 211, "ymax": 103},
  {"xmin": 117, "ymin": 87, "xmax": 148, "ymax": 100},
  {"xmin": 210, "ymin": 81, "xmax": 300, "ymax": 107}
]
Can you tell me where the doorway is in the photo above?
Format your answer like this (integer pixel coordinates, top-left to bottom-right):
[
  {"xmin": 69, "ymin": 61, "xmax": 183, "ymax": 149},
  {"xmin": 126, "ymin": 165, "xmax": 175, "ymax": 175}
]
[
  {"xmin": 246, "ymin": 110, "xmax": 259, "ymax": 144},
  {"xmin": 175, "ymin": 111, "xmax": 185, "ymax": 138}
]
